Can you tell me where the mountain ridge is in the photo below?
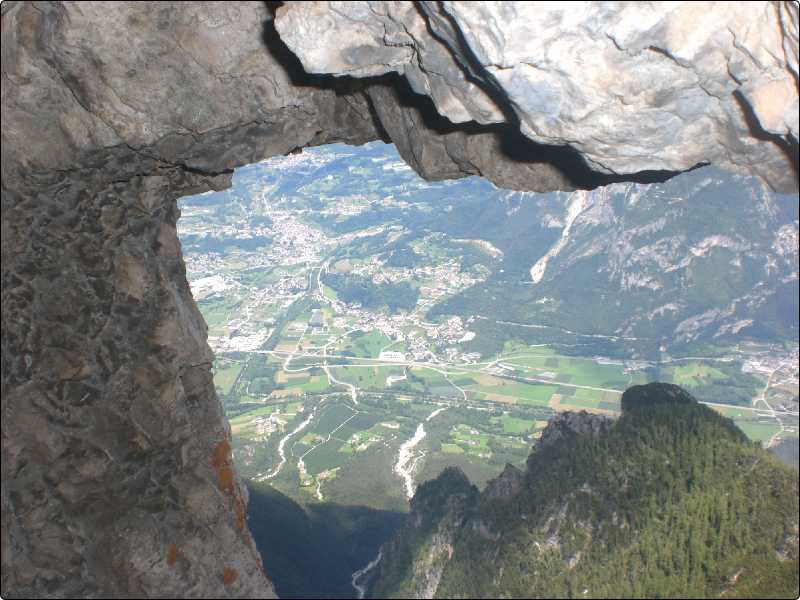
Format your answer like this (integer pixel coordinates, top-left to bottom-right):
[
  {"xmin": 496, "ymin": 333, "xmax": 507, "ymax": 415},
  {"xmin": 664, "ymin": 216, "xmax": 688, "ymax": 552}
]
[{"xmin": 369, "ymin": 383, "xmax": 799, "ymax": 599}]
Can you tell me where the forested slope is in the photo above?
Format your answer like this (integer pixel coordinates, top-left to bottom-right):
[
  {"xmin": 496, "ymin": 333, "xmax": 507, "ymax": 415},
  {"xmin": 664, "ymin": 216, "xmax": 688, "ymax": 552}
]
[{"xmin": 370, "ymin": 383, "xmax": 799, "ymax": 599}]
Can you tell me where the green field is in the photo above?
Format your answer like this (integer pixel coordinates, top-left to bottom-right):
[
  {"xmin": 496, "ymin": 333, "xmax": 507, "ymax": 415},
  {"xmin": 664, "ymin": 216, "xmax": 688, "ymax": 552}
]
[
  {"xmin": 342, "ymin": 330, "xmax": 392, "ymax": 358},
  {"xmin": 664, "ymin": 362, "xmax": 727, "ymax": 387},
  {"xmin": 300, "ymin": 335, "xmax": 331, "ymax": 347},
  {"xmin": 499, "ymin": 354, "xmax": 558, "ymax": 369},
  {"xmin": 558, "ymin": 387, "xmax": 621, "ymax": 411},
  {"xmin": 441, "ymin": 443, "xmax": 465, "ymax": 454},
  {"xmin": 492, "ymin": 415, "xmax": 536, "ymax": 434},
  {"xmin": 197, "ymin": 295, "xmax": 241, "ymax": 328},
  {"xmin": 304, "ymin": 439, "xmax": 348, "ymax": 475},
  {"xmin": 410, "ymin": 367, "xmax": 451, "ymax": 387},
  {"xmin": 500, "ymin": 354, "xmax": 630, "ymax": 389},
  {"xmin": 334, "ymin": 365, "xmax": 403, "ymax": 389},
  {"xmin": 735, "ymin": 421, "xmax": 781, "ymax": 443},
  {"xmin": 338, "ymin": 443, "xmax": 356, "ymax": 455},
  {"xmin": 508, "ymin": 383, "xmax": 559, "ymax": 405},
  {"xmin": 470, "ymin": 381, "xmax": 557, "ymax": 405},
  {"xmin": 214, "ymin": 362, "xmax": 243, "ymax": 394},
  {"xmin": 313, "ymin": 404, "xmax": 356, "ymax": 435},
  {"xmin": 300, "ymin": 374, "xmax": 331, "ymax": 393}
]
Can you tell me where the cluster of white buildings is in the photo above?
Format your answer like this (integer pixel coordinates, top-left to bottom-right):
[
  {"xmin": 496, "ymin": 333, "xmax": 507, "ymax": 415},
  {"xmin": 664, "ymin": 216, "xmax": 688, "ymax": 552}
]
[{"xmin": 179, "ymin": 161, "xmax": 497, "ymax": 368}]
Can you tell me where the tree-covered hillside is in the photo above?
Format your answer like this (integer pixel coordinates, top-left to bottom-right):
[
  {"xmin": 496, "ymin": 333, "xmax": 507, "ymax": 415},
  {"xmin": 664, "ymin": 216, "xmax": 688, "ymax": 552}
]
[{"xmin": 370, "ymin": 383, "xmax": 799, "ymax": 599}]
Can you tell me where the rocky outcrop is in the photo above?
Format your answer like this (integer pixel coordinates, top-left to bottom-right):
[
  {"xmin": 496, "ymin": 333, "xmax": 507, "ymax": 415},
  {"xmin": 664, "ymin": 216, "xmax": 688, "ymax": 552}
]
[
  {"xmin": 1, "ymin": 2, "xmax": 798, "ymax": 598},
  {"xmin": 369, "ymin": 467, "xmax": 478, "ymax": 599},
  {"xmin": 276, "ymin": 1, "xmax": 799, "ymax": 192},
  {"xmin": 482, "ymin": 463, "xmax": 525, "ymax": 502},
  {"xmin": 0, "ymin": 2, "xmax": 378, "ymax": 597},
  {"xmin": 536, "ymin": 411, "xmax": 613, "ymax": 451},
  {"xmin": 362, "ymin": 81, "xmax": 583, "ymax": 192}
]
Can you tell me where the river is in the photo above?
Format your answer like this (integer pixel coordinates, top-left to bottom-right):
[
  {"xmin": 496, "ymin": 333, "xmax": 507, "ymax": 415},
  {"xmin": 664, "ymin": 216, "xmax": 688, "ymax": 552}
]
[
  {"xmin": 393, "ymin": 407, "xmax": 447, "ymax": 500},
  {"xmin": 256, "ymin": 406, "xmax": 317, "ymax": 481},
  {"xmin": 351, "ymin": 549, "xmax": 383, "ymax": 599}
]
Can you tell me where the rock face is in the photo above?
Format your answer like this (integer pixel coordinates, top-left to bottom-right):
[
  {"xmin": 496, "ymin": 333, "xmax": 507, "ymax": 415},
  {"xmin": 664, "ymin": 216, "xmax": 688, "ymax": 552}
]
[
  {"xmin": 482, "ymin": 463, "xmax": 525, "ymax": 501},
  {"xmin": 535, "ymin": 411, "xmax": 613, "ymax": 451},
  {"xmin": 369, "ymin": 467, "xmax": 478, "ymax": 599},
  {"xmin": 0, "ymin": 2, "xmax": 378, "ymax": 597},
  {"xmin": 1, "ymin": 2, "xmax": 797, "ymax": 598},
  {"xmin": 276, "ymin": 1, "xmax": 799, "ymax": 192}
]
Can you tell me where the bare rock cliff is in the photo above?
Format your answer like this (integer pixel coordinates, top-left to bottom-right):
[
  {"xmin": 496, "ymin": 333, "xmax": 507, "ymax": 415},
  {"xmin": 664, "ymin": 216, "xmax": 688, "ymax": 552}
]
[{"xmin": 276, "ymin": 1, "xmax": 799, "ymax": 192}]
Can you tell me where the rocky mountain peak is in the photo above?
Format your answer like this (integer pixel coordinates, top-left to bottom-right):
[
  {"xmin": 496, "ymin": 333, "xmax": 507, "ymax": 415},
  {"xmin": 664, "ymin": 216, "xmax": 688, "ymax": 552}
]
[
  {"xmin": 536, "ymin": 411, "xmax": 614, "ymax": 450},
  {"xmin": 482, "ymin": 463, "xmax": 526, "ymax": 501}
]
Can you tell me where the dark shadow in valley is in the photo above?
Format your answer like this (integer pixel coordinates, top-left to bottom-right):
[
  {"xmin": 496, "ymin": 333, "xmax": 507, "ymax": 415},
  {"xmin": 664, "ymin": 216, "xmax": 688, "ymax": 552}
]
[{"xmin": 247, "ymin": 482, "xmax": 406, "ymax": 599}]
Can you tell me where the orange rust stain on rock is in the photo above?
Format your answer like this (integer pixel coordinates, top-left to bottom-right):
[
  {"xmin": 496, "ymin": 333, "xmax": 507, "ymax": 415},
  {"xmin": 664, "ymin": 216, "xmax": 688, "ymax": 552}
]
[
  {"xmin": 218, "ymin": 465, "xmax": 235, "ymax": 494},
  {"xmin": 166, "ymin": 544, "xmax": 179, "ymax": 567},
  {"xmin": 223, "ymin": 567, "xmax": 238, "ymax": 585},
  {"xmin": 211, "ymin": 439, "xmax": 248, "ymax": 530},
  {"xmin": 211, "ymin": 440, "xmax": 232, "ymax": 469},
  {"xmin": 232, "ymin": 492, "xmax": 246, "ymax": 530},
  {"xmin": 211, "ymin": 440, "xmax": 236, "ymax": 494}
]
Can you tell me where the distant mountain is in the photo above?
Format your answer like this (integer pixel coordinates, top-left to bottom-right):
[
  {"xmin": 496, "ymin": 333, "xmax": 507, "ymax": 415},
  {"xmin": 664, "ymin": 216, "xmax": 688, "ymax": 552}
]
[
  {"xmin": 183, "ymin": 144, "xmax": 798, "ymax": 360},
  {"xmin": 368, "ymin": 383, "xmax": 799, "ymax": 599},
  {"xmin": 430, "ymin": 167, "xmax": 799, "ymax": 358}
]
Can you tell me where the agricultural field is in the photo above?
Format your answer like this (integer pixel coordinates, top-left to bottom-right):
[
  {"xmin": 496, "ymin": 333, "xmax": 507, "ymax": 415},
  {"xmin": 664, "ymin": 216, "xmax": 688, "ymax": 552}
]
[
  {"xmin": 213, "ymin": 360, "xmax": 244, "ymax": 395},
  {"xmin": 216, "ymin": 336, "xmax": 794, "ymax": 472},
  {"xmin": 223, "ymin": 384, "xmax": 551, "ymax": 510},
  {"xmin": 341, "ymin": 330, "xmax": 392, "ymax": 358}
]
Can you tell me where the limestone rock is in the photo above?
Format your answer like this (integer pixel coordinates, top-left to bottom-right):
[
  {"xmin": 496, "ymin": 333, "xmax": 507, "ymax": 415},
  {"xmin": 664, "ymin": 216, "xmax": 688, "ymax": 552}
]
[
  {"xmin": 482, "ymin": 463, "xmax": 525, "ymax": 501},
  {"xmin": 364, "ymin": 81, "xmax": 579, "ymax": 192},
  {"xmin": 536, "ymin": 411, "xmax": 614, "ymax": 451},
  {"xmin": 273, "ymin": 1, "xmax": 504, "ymax": 125},
  {"xmin": 0, "ymin": 1, "xmax": 378, "ymax": 597},
  {"xmin": 1, "ymin": 164, "xmax": 280, "ymax": 598},
  {"xmin": 276, "ymin": 0, "xmax": 800, "ymax": 192}
]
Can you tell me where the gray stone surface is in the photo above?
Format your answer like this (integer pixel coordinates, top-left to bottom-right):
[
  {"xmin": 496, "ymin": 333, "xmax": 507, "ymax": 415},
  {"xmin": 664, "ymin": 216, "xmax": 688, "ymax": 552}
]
[
  {"xmin": 364, "ymin": 82, "xmax": 578, "ymax": 192},
  {"xmin": 536, "ymin": 411, "xmax": 614, "ymax": 451},
  {"xmin": 276, "ymin": 0, "xmax": 800, "ymax": 192},
  {"xmin": 1, "ymin": 2, "xmax": 381, "ymax": 597},
  {"xmin": 482, "ymin": 463, "xmax": 525, "ymax": 501}
]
